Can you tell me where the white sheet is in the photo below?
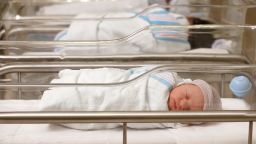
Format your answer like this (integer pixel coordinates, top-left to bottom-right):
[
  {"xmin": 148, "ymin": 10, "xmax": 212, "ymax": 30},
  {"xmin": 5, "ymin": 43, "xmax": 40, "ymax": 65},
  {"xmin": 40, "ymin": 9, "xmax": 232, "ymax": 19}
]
[{"xmin": 0, "ymin": 98, "xmax": 255, "ymax": 144}]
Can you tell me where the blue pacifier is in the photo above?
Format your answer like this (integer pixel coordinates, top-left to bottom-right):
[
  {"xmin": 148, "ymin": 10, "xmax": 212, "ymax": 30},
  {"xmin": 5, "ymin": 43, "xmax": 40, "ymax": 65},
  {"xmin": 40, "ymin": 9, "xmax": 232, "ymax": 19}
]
[{"xmin": 229, "ymin": 75, "xmax": 252, "ymax": 97}]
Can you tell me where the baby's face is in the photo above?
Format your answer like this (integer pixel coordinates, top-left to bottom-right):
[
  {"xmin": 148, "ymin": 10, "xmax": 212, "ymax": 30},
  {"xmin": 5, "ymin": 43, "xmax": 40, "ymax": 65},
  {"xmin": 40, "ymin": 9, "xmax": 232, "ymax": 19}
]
[{"xmin": 168, "ymin": 84, "xmax": 204, "ymax": 111}]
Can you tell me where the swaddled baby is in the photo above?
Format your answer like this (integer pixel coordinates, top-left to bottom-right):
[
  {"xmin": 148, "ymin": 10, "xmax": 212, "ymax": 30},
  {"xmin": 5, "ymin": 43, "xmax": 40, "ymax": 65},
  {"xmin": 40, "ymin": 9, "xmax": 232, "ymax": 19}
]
[
  {"xmin": 39, "ymin": 66, "xmax": 222, "ymax": 130},
  {"xmin": 54, "ymin": 7, "xmax": 190, "ymax": 55}
]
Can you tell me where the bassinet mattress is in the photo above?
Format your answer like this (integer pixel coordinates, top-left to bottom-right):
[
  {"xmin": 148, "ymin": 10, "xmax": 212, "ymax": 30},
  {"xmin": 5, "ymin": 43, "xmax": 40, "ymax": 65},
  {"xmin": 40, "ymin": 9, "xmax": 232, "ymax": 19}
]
[{"xmin": 0, "ymin": 99, "xmax": 255, "ymax": 144}]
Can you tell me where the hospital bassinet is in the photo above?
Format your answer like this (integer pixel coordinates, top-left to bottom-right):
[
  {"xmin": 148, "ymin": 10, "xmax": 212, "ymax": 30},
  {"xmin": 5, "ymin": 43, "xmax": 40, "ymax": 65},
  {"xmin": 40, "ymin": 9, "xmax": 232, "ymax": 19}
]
[
  {"xmin": 0, "ymin": 64, "xmax": 256, "ymax": 144},
  {"xmin": 0, "ymin": 0, "xmax": 256, "ymax": 144}
]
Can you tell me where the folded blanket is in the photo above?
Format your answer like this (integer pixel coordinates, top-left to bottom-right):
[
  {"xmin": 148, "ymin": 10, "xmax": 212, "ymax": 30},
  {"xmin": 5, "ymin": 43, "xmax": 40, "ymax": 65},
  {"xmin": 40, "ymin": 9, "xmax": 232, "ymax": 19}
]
[
  {"xmin": 39, "ymin": 66, "xmax": 191, "ymax": 130},
  {"xmin": 54, "ymin": 8, "xmax": 191, "ymax": 55}
]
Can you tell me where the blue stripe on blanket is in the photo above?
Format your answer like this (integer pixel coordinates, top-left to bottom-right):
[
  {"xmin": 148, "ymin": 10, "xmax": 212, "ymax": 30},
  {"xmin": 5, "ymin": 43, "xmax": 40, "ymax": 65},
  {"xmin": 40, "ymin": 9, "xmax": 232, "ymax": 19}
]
[
  {"xmin": 139, "ymin": 15, "xmax": 150, "ymax": 22},
  {"xmin": 139, "ymin": 8, "xmax": 169, "ymax": 21},
  {"xmin": 154, "ymin": 37, "xmax": 189, "ymax": 44},
  {"xmin": 138, "ymin": 10, "xmax": 188, "ymax": 44},
  {"xmin": 150, "ymin": 21, "xmax": 180, "ymax": 25},
  {"xmin": 151, "ymin": 9, "xmax": 169, "ymax": 14},
  {"xmin": 151, "ymin": 75, "xmax": 173, "ymax": 89},
  {"xmin": 139, "ymin": 9, "xmax": 180, "ymax": 26}
]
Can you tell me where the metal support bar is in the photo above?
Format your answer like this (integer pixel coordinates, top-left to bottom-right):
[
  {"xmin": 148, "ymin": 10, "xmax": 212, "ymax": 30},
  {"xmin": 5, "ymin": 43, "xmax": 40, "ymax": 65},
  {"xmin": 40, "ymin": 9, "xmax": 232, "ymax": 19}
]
[
  {"xmin": 248, "ymin": 121, "xmax": 253, "ymax": 144},
  {"xmin": 123, "ymin": 122, "xmax": 127, "ymax": 144},
  {"xmin": 18, "ymin": 72, "xmax": 22, "ymax": 99},
  {"xmin": 0, "ymin": 55, "xmax": 249, "ymax": 64},
  {"xmin": 0, "ymin": 111, "xmax": 256, "ymax": 124},
  {"xmin": 221, "ymin": 74, "xmax": 225, "ymax": 98}
]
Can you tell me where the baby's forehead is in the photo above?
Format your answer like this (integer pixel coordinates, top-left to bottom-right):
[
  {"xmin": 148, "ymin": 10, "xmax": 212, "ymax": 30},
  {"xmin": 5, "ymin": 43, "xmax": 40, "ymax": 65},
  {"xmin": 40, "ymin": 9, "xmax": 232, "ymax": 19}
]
[
  {"xmin": 174, "ymin": 84, "xmax": 193, "ymax": 93},
  {"xmin": 179, "ymin": 83, "xmax": 198, "ymax": 89},
  {"xmin": 184, "ymin": 84, "xmax": 204, "ymax": 96}
]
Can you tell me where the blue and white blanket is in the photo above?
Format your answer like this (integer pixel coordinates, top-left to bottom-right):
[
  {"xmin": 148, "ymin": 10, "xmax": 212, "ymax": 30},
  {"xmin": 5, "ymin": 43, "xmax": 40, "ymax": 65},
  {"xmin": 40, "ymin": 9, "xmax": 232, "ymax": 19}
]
[
  {"xmin": 39, "ymin": 66, "xmax": 191, "ymax": 130},
  {"xmin": 54, "ymin": 8, "xmax": 191, "ymax": 55}
]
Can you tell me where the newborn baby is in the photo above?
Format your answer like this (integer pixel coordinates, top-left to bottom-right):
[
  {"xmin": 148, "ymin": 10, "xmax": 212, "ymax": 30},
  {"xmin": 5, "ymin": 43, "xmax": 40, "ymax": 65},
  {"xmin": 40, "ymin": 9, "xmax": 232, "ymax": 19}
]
[
  {"xmin": 54, "ymin": 7, "xmax": 190, "ymax": 55},
  {"xmin": 39, "ymin": 66, "xmax": 222, "ymax": 130}
]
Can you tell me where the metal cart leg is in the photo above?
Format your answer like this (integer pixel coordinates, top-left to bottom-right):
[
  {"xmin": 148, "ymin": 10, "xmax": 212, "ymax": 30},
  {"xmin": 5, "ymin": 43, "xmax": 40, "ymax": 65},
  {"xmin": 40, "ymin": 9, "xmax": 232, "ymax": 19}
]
[
  {"xmin": 18, "ymin": 72, "xmax": 22, "ymax": 99},
  {"xmin": 221, "ymin": 74, "xmax": 225, "ymax": 98},
  {"xmin": 248, "ymin": 121, "xmax": 253, "ymax": 144},
  {"xmin": 123, "ymin": 122, "xmax": 127, "ymax": 144}
]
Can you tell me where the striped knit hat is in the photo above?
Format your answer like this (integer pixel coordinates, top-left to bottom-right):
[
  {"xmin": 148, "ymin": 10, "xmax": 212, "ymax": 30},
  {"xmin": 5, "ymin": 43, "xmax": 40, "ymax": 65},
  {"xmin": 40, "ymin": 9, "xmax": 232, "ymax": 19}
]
[{"xmin": 191, "ymin": 79, "xmax": 222, "ymax": 110}]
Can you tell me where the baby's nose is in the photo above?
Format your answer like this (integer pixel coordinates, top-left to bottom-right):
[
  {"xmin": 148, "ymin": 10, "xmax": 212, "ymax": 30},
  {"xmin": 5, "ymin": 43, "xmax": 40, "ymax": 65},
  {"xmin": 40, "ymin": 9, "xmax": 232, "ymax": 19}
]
[{"xmin": 179, "ymin": 99, "xmax": 189, "ymax": 110}]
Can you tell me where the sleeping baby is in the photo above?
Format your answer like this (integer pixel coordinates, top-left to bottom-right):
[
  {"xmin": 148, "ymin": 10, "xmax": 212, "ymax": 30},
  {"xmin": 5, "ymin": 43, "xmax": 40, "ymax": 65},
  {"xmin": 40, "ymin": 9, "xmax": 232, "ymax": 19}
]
[
  {"xmin": 39, "ymin": 66, "xmax": 222, "ymax": 130},
  {"xmin": 54, "ymin": 7, "xmax": 191, "ymax": 55}
]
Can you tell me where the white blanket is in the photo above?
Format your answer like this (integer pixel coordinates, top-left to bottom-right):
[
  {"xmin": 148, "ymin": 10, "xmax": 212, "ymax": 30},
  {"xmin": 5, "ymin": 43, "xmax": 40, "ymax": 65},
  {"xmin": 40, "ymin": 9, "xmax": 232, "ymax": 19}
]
[
  {"xmin": 37, "ymin": 0, "xmax": 148, "ymax": 15},
  {"xmin": 55, "ymin": 12, "xmax": 155, "ymax": 55},
  {"xmin": 54, "ymin": 8, "xmax": 191, "ymax": 55},
  {"xmin": 39, "ymin": 66, "xmax": 191, "ymax": 130}
]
